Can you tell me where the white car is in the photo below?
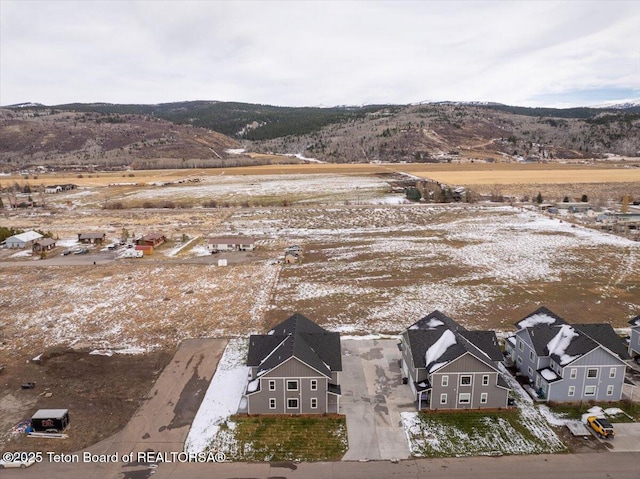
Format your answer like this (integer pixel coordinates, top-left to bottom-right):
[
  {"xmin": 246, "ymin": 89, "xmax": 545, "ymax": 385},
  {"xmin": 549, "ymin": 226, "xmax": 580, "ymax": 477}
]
[{"xmin": 0, "ymin": 459, "xmax": 35, "ymax": 469}]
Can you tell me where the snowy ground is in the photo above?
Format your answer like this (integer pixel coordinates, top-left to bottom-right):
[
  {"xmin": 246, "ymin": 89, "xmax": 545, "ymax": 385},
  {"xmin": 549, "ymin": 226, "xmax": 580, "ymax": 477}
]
[
  {"xmin": 401, "ymin": 364, "xmax": 566, "ymax": 457},
  {"xmin": 184, "ymin": 338, "xmax": 249, "ymax": 454}
]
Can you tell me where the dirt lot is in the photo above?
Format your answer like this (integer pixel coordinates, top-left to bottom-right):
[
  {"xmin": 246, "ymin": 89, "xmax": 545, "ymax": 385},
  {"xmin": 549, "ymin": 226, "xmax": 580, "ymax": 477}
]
[{"xmin": 0, "ymin": 347, "xmax": 173, "ymax": 453}]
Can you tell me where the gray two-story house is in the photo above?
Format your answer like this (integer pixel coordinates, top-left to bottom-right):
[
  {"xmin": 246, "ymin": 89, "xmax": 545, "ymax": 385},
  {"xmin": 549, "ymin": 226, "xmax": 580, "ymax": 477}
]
[
  {"xmin": 244, "ymin": 313, "xmax": 341, "ymax": 415},
  {"xmin": 629, "ymin": 314, "xmax": 640, "ymax": 359},
  {"xmin": 509, "ymin": 307, "xmax": 629, "ymax": 402},
  {"xmin": 400, "ymin": 311, "xmax": 510, "ymax": 410}
]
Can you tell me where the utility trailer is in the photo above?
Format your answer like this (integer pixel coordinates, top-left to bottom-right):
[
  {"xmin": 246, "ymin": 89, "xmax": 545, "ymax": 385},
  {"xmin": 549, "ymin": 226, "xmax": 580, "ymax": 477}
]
[{"xmin": 31, "ymin": 409, "xmax": 70, "ymax": 433}]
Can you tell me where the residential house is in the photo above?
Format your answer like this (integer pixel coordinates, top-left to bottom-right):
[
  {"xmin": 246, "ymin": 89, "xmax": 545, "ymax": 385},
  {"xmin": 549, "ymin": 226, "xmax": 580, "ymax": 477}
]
[
  {"xmin": 207, "ymin": 236, "xmax": 255, "ymax": 253},
  {"xmin": 78, "ymin": 232, "xmax": 106, "ymax": 245},
  {"xmin": 136, "ymin": 233, "xmax": 166, "ymax": 247},
  {"xmin": 32, "ymin": 238, "xmax": 56, "ymax": 253},
  {"xmin": 244, "ymin": 313, "xmax": 341, "ymax": 414},
  {"xmin": 400, "ymin": 310, "xmax": 510, "ymax": 410},
  {"xmin": 509, "ymin": 307, "xmax": 629, "ymax": 402},
  {"xmin": 45, "ymin": 185, "xmax": 63, "ymax": 194},
  {"xmin": 629, "ymin": 314, "xmax": 640, "ymax": 358},
  {"xmin": 1, "ymin": 231, "xmax": 43, "ymax": 249}
]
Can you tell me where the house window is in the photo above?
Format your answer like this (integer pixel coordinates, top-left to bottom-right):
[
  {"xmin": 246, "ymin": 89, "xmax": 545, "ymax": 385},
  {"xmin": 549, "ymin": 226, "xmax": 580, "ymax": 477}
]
[
  {"xmin": 441, "ymin": 375, "xmax": 449, "ymax": 387},
  {"xmin": 518, "ymin": 340, "xmax": 524, "ymax": 351},
  {"xmin": 440, "ymin": 393, "xmax": 448, "ymax": 404},
  {"xmin": 529, "ymin": 350, "xmax": 534, "ymax": 361},
  {"xmin": 568, "ymin": 386, "xmax": 575, "ymax": 397},
  {"xmin": 287, "ymin": 398, "xmax": 299, "ymax": 409},
  {"xmin": 587, "ymin": 368, "xmax": 598, "ymax": 379},
  {"xmin": 480, "ymin": 392, "xmax": 488, "ymax": 404},
  {"xmin": 311, "ymin": 398, "xmax": 318, "ymax": 409},
  {"xmin": 570, "ymin": 368, "xmax": 577, "ymax": 379},
  {"xmin": 606, "ymin": 385, "xmax": 614, "ymax": 396},
  {"xmin": 482, "ymin": 375, "xmax": 489, "ymax": 386},
  {"xmin": 585, "ymin": 385, "xmax": 596, "ymax": 396},
  {"xmin": 609, "ymin": 368, "xmax": 616, "ymax": 379},
  {"xmin": 287, "ymin": 380, "xmax": 299, "ymax": 391},
  {"xmin": 460, "ymin": 375, "xmax": 472, "ymax": 386},
  {"xmin": 310, "ymin": 379, "xmax": 318, "ymax": 391},
  {"xmin": 527, "ymin": 367, "xmax": 533, "ymax": 376},
  {"xmin": 458, "ymin": 393, "xmax": 471, "ymax": 404},
  {"xmin": 517, "ymin": 357, "xmax": 523, "ymax": 365},
  {"xmin": 269, "ymin": 380, "xmax": 276, "ymax": 391},
  {"xmin": 269, "ymin": 398, "xmax": 276, "ymax": 409}
]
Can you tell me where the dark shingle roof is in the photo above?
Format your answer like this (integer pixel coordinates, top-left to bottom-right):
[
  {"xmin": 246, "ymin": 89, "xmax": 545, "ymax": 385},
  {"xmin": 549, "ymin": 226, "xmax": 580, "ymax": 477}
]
[
  {"xmin": 523, "ymin": 325, "xmax": 562, "ymax": 356},
  {"xmin": 458, "ymin": 330, "xmax": 504, "ymax": 362},
  {"xmin": 629, "ymin": 314, "xmax": 640, "ymax": 328},
  {"xmin": 514, "ymin": 306, "xmax": 568, "ymax": 329},
  {"xmin": 408, "ymin": 310, "xmax": 466, "ymax": 333},
  {"xmin": 247, "ymin": 313, "xmax": 341, "ymax": 378},
  {"xmin": 573, "ymin": 324, "xmax": 631, "ymax": 360}
]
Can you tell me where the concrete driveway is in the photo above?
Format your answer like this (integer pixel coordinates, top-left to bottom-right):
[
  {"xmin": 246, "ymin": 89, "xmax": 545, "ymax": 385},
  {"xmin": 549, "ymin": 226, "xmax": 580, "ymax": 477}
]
[
  {"xmin": 340, "ymin": 338, "xmax": 414, "ymax": 461},
  {"xmin": 606, "ymin": 422, "xmax": 640, "ymax": 452}
]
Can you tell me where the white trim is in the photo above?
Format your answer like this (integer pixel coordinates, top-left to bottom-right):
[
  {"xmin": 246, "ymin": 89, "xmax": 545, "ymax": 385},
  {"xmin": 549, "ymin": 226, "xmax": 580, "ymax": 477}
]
[
  {"xmin": 584, "ymin": 385, "xmax": 596, "ymax": 396},
  {"xmin": 310, "ymin": 379, "xmax": 318, "ymax": 391},
  {"xmin": 286, "ymin": 379, "xmax": 299, "ymax": 391},
  {"xmin": 441, "ymin": 375, "xmax": 448, "ymax": 387},
  {"xmin": 310, "ymin": 397, "xmax": 318, "ymax": 409},
  {"xmin": 287, "ymin": 398, "xmax": 299, "ymax": 409},
  {"xmin": 480, "ymin": 392, "xmax": 488, "ymax": 404},
  {"xmin": 269, "ymin": 380, "xmax": 276, "ymax": 391},
  {"xmin": 269, "ymin": 398, "xmax": 276, "ymax": 409},
  {"xmin": 458, "ymin": 392, "xmax": 471, "ymax": 404},
  {"xmin": 440, "ymin": 393, "xmax": 447, "ymax": 404},
  {"xmin": 606, "ymin": 385, "xmax": 614, "ymax": 396},
  {"xmin": 568, "ymin": 386, "xmax": 575, "ymax": 396}
]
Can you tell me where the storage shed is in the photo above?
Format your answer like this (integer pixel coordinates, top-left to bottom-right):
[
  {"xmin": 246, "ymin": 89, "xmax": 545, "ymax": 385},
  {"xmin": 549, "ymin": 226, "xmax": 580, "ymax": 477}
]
[{"xmin": 31, "ymin": 409, "xmax": 69, "ymax": 432}]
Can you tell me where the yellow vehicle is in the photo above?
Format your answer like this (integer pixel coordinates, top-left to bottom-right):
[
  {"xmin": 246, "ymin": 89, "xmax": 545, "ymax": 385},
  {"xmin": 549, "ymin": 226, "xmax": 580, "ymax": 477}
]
[{"xmin": 587, "ymin": 416, "xmax": 615, "ymax": 439}]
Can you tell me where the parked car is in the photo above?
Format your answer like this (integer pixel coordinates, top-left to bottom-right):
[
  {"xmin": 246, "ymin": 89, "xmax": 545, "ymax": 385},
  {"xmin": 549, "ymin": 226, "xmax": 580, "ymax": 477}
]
[
  {"xmin": 61, "ymin": 249, "xmax": 72, "ymax": 255},
  {"xmin": 587, "ymin": 416, "xmax": 615, "ymax": 439},
  {"xmin": 0, "ymin": 458, "xmax": 35, "ymax": 469},
  {"xmin": 73, "ymin": 247, "xmax": 89, "ymax": 255}
]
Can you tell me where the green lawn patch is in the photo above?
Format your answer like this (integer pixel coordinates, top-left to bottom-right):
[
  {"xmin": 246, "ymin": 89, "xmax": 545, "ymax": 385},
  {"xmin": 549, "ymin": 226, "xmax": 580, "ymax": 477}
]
[
  {"xmin": 207, "ymin": 415, "xmax": 348, "ymax": 462},
  {"xmin": 548, "ymin": 400, "xmax": 640, "ymax": 422},
  {"xmin": 402, "ymin": 409, "xmax": 565, "ymax": 457}
]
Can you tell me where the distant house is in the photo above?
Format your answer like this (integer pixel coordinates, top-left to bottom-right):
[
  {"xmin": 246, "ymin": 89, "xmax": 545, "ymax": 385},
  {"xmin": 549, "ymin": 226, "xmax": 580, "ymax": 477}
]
[
  {"xmin": 508, "ymin": 307, "xmax": 630, "ymax": 402},
  {"xmin": 629, "ymin": 315, "xmax": 640, "ymax": 358},
  {"xmin": 244, "ymin": 313, "xmax": 342, "ymax": 415},
  {"xmin": 78, "ymin": 232, "xmax": 106, "ymax": 245},
  {"xmin": 45, "ymin": 185, "xmax": 63, "ymax": 194},
  {"xmin": 136, "ymin": 233, "xmax": 166, "ymax": 247},
  {"xmin": 400, "ymin": 311, "xmax": 510, "ymax": 410},
  {"xmin": 207, "ymin": 236, "xmax": 255, "ymax": 253},
  {"xmin": 32, "ymin": 238, "xmax": 56, "ymax": 253},
  {"xmin": 1, "ymin": 231, "xmax": 43, "ymax": 249}
]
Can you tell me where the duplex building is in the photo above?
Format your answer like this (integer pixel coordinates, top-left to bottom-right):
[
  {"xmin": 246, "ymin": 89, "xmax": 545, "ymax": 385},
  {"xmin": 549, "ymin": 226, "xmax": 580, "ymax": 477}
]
[
  {"xmin": 400, "ymin": 311, "xmax": 510, "ymax": 410},
  {"xmin": 244, "ymin": 313, "xmax": 341, "ymax": 414},
  {"xmin": 508, "ymin": 307, "xmax": 629, "ymax": 402}
]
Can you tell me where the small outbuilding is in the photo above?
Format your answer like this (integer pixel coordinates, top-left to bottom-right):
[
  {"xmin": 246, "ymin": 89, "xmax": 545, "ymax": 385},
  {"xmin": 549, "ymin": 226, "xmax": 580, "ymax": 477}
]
[
  {"xmin": 31, "ymin": 409, "xmax": 70, "ymax": 433},
  {"xmin": 32, "ymin": 238, "xmax": 57, "ymax": 253},
  {"xmin": 78, "ymin": 232, "xmax": 106, "ymax": 245}
]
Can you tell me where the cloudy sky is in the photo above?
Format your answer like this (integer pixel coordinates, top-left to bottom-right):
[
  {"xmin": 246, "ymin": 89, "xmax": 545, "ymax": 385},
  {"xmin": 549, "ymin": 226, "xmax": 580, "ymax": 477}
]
[{"xmin": 1, "ymin": 0, "xmax": 639, "ymax": 108}]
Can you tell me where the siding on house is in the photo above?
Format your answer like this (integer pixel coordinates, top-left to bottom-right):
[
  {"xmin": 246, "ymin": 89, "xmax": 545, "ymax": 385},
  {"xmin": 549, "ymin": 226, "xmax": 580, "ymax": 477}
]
[
  {"xmin": 629, "ymin": 315, "xmax": 640, "ymax": 357},
  {"xmin": 400, "ymin": 310, "xmax": 509, "ymax": 410}
]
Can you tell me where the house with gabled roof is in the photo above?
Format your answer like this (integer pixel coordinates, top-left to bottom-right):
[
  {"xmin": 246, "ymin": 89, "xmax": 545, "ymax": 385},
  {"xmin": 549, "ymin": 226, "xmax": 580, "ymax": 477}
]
[
  {"xmin": 509, "ymin": 307, "xmax": 629, "ymax": 402},
  {"xmin": 244, "ymin": 313, "xmax": 341, "ymax": 414},
  {"xmin": 629, "ymin": 314, "xmax": 640, "ymax": 358},
  {"xmin": 400, "ymin": 310, "xmax": 510, "ymax": 410},
  {"xmin": 1, "ymin": 230, "xmax": 42, "ymax": 249}
]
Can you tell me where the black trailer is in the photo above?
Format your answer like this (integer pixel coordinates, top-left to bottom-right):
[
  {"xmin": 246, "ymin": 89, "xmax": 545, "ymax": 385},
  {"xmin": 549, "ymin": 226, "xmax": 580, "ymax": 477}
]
[{"xmin": 31, "ymin": 409, "xmax": 70, "ymax": 433}]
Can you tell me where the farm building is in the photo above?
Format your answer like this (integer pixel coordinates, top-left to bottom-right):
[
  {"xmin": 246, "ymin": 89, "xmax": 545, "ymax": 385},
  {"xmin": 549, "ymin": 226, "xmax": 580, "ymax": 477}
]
[
  {"xmin": 45, "ymin": 185, "xmax": 63, "ymax": 194},
  {"xmin": 78, "ymin": 232, "xmax": 106, "ymax": 244},
  {"xmin": 32, "ymin": 238, "xmax": 56, "ymax": 253},
  {"xmin": 1, "ymin": 231, "xmax": 43, "ymax": 249},
  {"xmin": 207, "ymin": 236, "xmax": 255, "ymax": 253},
  {"xmin": 136, "ymin": 233, "xmax": 166, "ymax": 247},
  {"xmin": 134, "ymin": 244, "xmax": 154, "ymax": 255}
]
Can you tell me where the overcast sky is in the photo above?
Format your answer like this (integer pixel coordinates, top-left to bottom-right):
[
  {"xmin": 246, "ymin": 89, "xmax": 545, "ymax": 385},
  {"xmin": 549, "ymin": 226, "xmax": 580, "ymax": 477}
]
[{"xmin": 1, "ymin": 0, "xmax": 639, "ymax": 108}]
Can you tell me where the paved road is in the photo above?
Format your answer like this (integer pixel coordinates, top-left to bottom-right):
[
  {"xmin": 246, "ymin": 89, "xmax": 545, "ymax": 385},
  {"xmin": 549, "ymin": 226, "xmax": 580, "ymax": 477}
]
[
  {"xmin": 5, "ymin": 452, "xmax": 640, "ymax": 479},
  {"xmin": 341, "ymin": 339, "xmax": 414, "ymax": 461}
]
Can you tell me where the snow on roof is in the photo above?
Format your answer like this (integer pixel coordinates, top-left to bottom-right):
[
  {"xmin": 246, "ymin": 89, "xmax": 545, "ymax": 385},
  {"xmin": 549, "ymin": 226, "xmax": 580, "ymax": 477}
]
[
  {"xmin": 246, "ymin": 378, "xmax": 260, "ymax": 393},
  {"xmin": 425, "ymin": 329, "xmax": 457, "ymax": 370},
  {"xmin": 409, "ymin": 318, "xmax": 443, "ymax": 330},
  {"xmin": 547, "ymin": 325, "xmax": 579, "ymax": 365},
  {"xmin": 519, "ymin": 313, "xmax": 558, "ymax": 329},
  {"xmin": 11, "ymin": 231, "xmax": 43, "ymax": 243},
  {"xmin": 429, "ymin": 361, "xmax": 448, "ymax": 373},
  {"xmin": 32, "ymin": 409, "xmax": 69, "ymax": 418},
  {"xmin": 540, "ymin": 368, "xmax": 558, "ymax": 381}
]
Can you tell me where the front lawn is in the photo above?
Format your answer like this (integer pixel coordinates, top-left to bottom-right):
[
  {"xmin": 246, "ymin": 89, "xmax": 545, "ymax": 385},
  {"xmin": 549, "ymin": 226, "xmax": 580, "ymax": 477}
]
[
  {"xmin": 402, "ymin": 409, "xmax": 566, "ymax": 457},
  {"xmin": 547, "ymin": 400, "xmax": 640, "ymax": 422},
  {"xmin": 207, "ymin": 415, "xmax": 348, "ymax": 462}
]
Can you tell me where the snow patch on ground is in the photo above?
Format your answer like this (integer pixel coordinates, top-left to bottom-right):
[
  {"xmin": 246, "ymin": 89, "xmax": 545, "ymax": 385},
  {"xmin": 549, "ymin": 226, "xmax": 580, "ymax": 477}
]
[{"xmin": 184, "ymin": 338, "xmax": 249, "ymax": 454}]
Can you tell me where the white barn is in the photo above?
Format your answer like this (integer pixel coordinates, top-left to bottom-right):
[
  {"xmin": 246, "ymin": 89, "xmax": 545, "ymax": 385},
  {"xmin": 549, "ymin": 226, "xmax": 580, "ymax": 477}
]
[{"xmin": 2, "ymin": 231, "xmax": 43, "ymax": 249}]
